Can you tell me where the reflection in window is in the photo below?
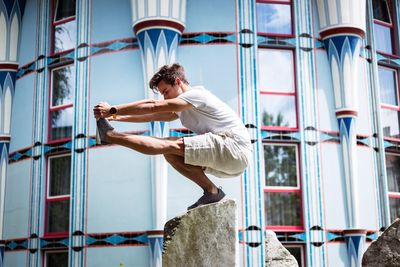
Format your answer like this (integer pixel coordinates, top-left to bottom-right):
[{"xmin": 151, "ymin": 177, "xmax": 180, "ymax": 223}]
[
  {"xmin": 387, "ymin": 154, "xmax": 400, "ymax": 192},
  {"xmin": 260, "ymin": 94, "xmax": 297, "ymax": 128},
  {"xmin": 286, "ymin": 246, "xmax": 304, "ymax": 267},
  {"xmin": 373, "ymin": 0, "xmax": 391, "ymax": 23},
  {"xmin": 265, "ymin": 191, "xmax": 301, "ymax": 226},
  {"xmin": 46, "ymin": 200, "xmax": 70, "ymax": 233},
  {"xmin": 389, "ymin": 197, "xmax": 400, "ymax": 221},
  {"xmin": 373, "ymin": 23, "xmax": 393, "ymax": 54},
  {"xmin": 50, "ymin": 107, "xmax": 73, "ymax": 140},
  {"xmin": 259, "ymin": 49, "xmax": 294, "ymax": 92},
  {"xmin": 378, "ymin": 67, "xmax": 398, "ymax": 106},
  {"xmin": 256, "ymin": 3, "xmax": 292, "ymax": 35},
  {"xmin": 54, "ymin": 20, "xmax": 76, "ymax": 53},
  {"xmin": 264, "ymin": 145, "xmax": 298, "ymax": 187},
  {"xmin": 54, "ymin": 0, "xmax": 76, "ymax": 22},
  {"xmin": 51, "ymin": 65, "xmax": 75, "ymax": 107},
  {"xmin": 49, "ymin": 155, "xmax": 71, "ymax": 197},
  {"xmin": 381, "ymin": 109, "xmax": 400, "ymax": 139},
  {"xmin": 45, "ymin": 251, "xmax": 68, "ymax": 267}
]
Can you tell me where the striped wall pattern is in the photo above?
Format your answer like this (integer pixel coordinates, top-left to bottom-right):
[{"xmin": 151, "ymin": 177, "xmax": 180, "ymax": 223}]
[
  {"xmin": 28, "ymin": 0, "xmax": 50, "ymax": 266},
  {"xmin": 295, "ymin": 0, "xmax": 327, "ymax": 266},
  {"xmin": 68, "ymin": 0, "xmax": 91, "ymax": 266},
  {"xmin": 236, "ymin": 0, "xmax": 265, "ymax": 266}
]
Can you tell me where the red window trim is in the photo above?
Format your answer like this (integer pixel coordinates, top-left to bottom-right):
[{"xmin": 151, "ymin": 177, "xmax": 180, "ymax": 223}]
[
  {"xmin": 258, "ymin": 48, "xmax": 298, "ymax": 130},
  {"xmin": 44, "ymin": 153, "xmax": 71, "ymax": 237},
  {"xmin": 48, "ymin": 63, "xmax": 75, "ymax": 143},
  {"xmin": 50, "ymin": 0, "xmax": 76, "ymax": 56},
  {"xmin": 373, "ymin": 0, "xmax": 397, "ymax": 55},
  {"xmin": 263, "ymin": 143, "xmax": 304, "ymax": 229},
  {"xmin": 256, "ymin": 0, "xmax": 294, "ymax": 38}
]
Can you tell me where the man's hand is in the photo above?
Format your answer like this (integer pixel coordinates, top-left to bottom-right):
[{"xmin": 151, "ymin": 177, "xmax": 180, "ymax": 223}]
[{"xmin": 93, "ymin": 102, "xmax": 112, "ymax": 119}]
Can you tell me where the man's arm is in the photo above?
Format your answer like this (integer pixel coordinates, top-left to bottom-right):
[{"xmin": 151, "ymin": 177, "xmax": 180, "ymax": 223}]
[
  {"xmin": 110, "ymin": 112, "xmax": 178, "ymax": 123},
  {"xmin": 94, "ymin": 98, "xmax": 192, "ymax": 118}
]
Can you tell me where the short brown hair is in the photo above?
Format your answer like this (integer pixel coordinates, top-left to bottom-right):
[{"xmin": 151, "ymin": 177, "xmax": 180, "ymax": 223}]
[{"xmin": 149, "ymin": 63, "xmax": 189, "ymax": 92}]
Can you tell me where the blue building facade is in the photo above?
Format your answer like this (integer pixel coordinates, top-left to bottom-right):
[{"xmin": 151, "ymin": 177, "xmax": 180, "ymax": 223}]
[{"xmin": 0, "ymin": 0, "xmax": 399, "ymax": 266}]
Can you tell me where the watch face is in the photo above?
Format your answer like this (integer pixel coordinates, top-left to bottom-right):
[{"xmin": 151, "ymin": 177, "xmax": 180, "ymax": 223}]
[{"xmin": 110, "ymin": 107, "xmax": 117, "ymax": 114}]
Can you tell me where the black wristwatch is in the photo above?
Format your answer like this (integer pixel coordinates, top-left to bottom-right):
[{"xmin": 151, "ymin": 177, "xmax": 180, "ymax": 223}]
[{"xmin": 109, "ymin": 106, "xmax": 117, "ymax": 115}]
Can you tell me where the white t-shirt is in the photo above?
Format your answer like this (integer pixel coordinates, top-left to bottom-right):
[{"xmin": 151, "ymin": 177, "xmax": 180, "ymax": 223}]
[{"xmin": 177, "ymin": 86, "xmax": 251, "ymax": 146}]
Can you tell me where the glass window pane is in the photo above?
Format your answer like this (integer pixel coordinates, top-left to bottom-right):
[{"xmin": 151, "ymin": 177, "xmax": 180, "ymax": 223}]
[
  {"xmin": 50, "ymin": 107, "xmax": 73, "ymax": 140},
  {"xmin": 389, "ymin": 197, "xmax": 400, "ymax": 222},
  {"xmin": 52, "ymin": 65, "xmax": 75, "ymax": 107},
  {"xmin": 46, "ymin": 251, "xmax": 68, "ymax": 267},
  {"xmin": 372, "ymin": 0, "xmax": 391, "ymax": 23},
  {"xmin": 47, "ymin": 200, "xmax": 69, "ymax": 233},
  {"xmin": 256, "ymin": 3, "xmax": 292, "ymax": 35},
  {"xmin": 381, "ymin": 109, "xmax": 400, "ymax": 139},
  {"xmin": 49, "ymin": 155, "xmax": 71, "ymax": 197},
  {"xmin": 259, "ymin": 49, "xmax": 295, "ymax": 92},
  {"xmin": 54, "ymin": 20, "xmax": 76, "ymax": 53},
  {"xmin": 264, "ymin": 144, "xmax": 298, "ymax": 187},
  {"xmin": 265, "ymin": 192, "xmax": 301, "ymax": 226},
  {"xmin": 260, "ymin": 94, "xmax": 297, "ymax": 128},
  {"xmin": 285, "ymin": 246, "xmax": 304, "ymax": 267},
  {"xmin": 55, "ymin": 0, "xmax": 76, "ymax": 21},
  {"xmin": 378, "ymin": 67, "xmax": 398, "ymax": 106},
  {"xmin": 373, "ymin": 23, "xmax": 393, "ymax": 54},
  {"xmin": 386, "ymin": 154, "xmax": 400, "ymax": 192}
]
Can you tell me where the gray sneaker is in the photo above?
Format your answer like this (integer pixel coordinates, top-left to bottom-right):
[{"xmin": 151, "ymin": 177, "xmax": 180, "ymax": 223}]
[
  {"xmin": 187, "ymin": 188, "xmax": 226, "ymax": 210},
  {"xmin": 96, "ymin": 118, "xmax": 114, "ymax": 145}
]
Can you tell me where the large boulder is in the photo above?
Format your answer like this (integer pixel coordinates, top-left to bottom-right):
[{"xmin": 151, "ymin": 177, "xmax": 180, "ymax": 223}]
[
  {"xmin": 265, "ymin": 230, "xmax": 298, "ymax": 267},
  {"xmin": 162, "ymin": 199, "xmax": 238, "ymax": 267},
  {"xmin": 362, "ymin": 219, "xmax": 400, "ymax": 267}
]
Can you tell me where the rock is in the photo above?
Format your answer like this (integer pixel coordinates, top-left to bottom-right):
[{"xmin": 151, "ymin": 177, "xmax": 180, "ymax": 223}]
[
  {"xmin": 362, "ymin": 219, "xmax": 400, "ymax": 267},
  {"xmin": 162, "ymin": 199, "xmax": 238, "ymax": 267},
  {"xmin": 265, "ymin": 230, "xmax": 299, "ymax": 267}
]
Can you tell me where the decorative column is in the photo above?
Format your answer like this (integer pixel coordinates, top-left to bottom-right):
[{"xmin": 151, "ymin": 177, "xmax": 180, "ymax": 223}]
[
  {"xmin": 294, "ymin": 0, "xmax": 327, "ymax": 266},
  {"xmin": 69, "ymin": 0, "xmax": 91, "ymax": 266},
  {"xmin": 130, "ymin": 1, "xmax": 186, "ymax": 266},
  {"xmin": 316, "ymin": 0, "xmax": 367, "ymax": 266},
  {"xmin": 0, "ymin": 1, "xmax": 25, "ymax": 265},
  {"xmin": 28, "ymin": 0, "xmax": 50, "ymax": 266},
  {"xmin": 236, "ymin": 0, "xmax": 265, "ymax": 266}
]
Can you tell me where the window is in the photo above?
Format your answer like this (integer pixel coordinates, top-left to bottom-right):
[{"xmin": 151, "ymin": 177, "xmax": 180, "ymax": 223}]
[
  {"xmin": 285, "ymin": 245, "xmax": 305, "ymax": 267},
  {"xmin": 45, "ymin": 251, "xmax": 68, "ymax": 267},
  {"xmin": 386, "ymin": 153, "xmax": 400, "ymax": 221},
  {"xmin": 378, "ymin": 66, "xmax": 400, "ymax": 140},
  {"xmin": 52, "ymin": 0, "xmax": 76, "ymax": 54},
  {"xmin": 259, "ymin": 49, "xmax": 297, "ymax": 130},
  {"xmin": 256, "ymin": 0, "xmax": 292, "ymax": 36},
  {"xmin": 45, "ymin": 154, "xmax": 71, "ymax": 235},
  {"xmin": 264, "ymin": 144, "xmax": 302, "ymax": 229},
  {"xmin": 49, "ymin": 64, "xmax": 75, "ymax": 141},
  {"xmin": 372, "ymin": 0, "xmax": 396, "ymax": 55}
]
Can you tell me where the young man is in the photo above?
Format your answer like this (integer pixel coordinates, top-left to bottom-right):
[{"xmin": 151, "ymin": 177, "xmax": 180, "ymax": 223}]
[{"xmin": 93, "ymin": 63, "xmax": 251, "ymax": 210}]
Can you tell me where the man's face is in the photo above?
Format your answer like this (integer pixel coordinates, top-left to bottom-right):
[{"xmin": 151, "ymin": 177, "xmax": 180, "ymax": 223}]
[{"xmin": 157, "ymin": 79, "xmax": 181, "ymax": 99}]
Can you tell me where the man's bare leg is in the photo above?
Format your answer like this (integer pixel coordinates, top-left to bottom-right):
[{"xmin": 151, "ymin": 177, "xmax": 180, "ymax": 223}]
[{"xmin": 164, "ymin": 154, "xmax": 218, "ymax": 194}]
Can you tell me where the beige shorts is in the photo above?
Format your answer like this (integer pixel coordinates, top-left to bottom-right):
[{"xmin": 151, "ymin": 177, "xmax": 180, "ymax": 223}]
[{"xmin": 183, "ymin": 131, "xmax": 251, "ymax": 178}]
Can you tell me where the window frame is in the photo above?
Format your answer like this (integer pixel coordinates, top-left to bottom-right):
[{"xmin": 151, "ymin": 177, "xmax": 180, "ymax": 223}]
[
  {"xmin": 258, "ymin": 47, "xmax": 299, "ymax": 131},
  {"xmin": 44, "ymin": 153, "xmax": 71, "ymax": 237},
  {"xmin": 378, "ymin": 65, "xmax": 400, "ymax": 142},
  {"xmin": 263, "ymin": 142, "xmax": 304, "ymax": 231},
  {"xmin": 284, "ymin": 244, "xmax": 305, "ymax": 267},
  {"xmin": 47, "ymin": 63, "xmax": 75, "ymax": 143},
  {"xmin": 44, "ymin": 250, "xmax": 69, "ymax": 267},
  {"xmin": 373, "ymin": 0, "xmax": 398, "ymax": 56},
  {"xmin": 50, "ymin": 0, "xmax": 76, "ymax": 57},
  {"xmin": 256, "ymin": 0, "xmax": 294, "ymax": 38}
]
